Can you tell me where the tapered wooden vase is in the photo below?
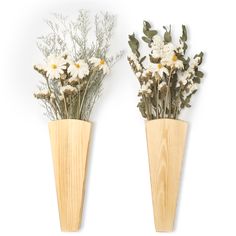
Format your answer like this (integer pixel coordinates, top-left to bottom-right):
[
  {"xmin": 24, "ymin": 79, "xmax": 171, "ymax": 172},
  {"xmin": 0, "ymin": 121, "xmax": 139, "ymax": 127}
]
[
  {"xmin": 48, "ymin": 119, "xmax": 91, "ymax": 232},
  {"xmin": 146, "ymin": 119, "xmax": 188, "ymax": 232}
]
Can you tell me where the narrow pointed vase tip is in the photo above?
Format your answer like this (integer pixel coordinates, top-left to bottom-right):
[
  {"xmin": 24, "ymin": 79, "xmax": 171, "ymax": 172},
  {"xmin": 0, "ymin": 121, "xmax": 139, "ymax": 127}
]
[
  {"xmin": 146, "ymin": 119, "xmax": 188, "ymax": 232},
  {"xmin": 48, "ymin": 119, "xmax": 92, "ymax": 232}
]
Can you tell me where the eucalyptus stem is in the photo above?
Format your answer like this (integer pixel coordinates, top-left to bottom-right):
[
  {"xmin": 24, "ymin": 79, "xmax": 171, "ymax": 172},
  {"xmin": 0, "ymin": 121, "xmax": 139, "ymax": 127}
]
[
  {"xmin": 164, "ymin": 76, "xmax": 171, "ymax": 118},
  {"xmin": 45, "ymin": 78, "xmax": 52, "ymax": 93}
]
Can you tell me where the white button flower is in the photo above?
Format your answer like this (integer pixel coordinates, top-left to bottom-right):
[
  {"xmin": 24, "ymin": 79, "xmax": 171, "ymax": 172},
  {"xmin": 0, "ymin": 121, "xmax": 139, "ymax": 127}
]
[
  {"xmin": 183, "ymin": 83, "xmax": 198, "ymax": 99},
  {"xmin": 151, "ymin": 35, "xmax": 165, "ymax": 59},
  {"xmin": 177, "ymin": 41, "xmax": 185, "ymax": 55},
  {"xmin": 177, "ymin": 72, "xmax": 189, "ymax": 87},
  {"xmin": 190, "ymin": 57, "xmax": 201, "ymax": 69},
  {"xmin": 136, "ymin": 71, "xmax": 142, "ymax": 78},
  {"xmin": 67, "ymin": 59, "xmax": 89, "ymax": 79},
  {"xmin": 60, "ymin": 85, "xmax": 78, "ymax": 95},
  {"xmin": 151, "ymin": 35, "xmax": 164, "ymax": 48},
  {"xmin": 189, "ymin": 83, "xmax": 198, "ymax": 93},
  {"xmin": 45, "ymin": 55, "xmax": 66, "ymax": 80},
  {"xmin": 128, "ymin": 53, "xmax": 142, "ymax": 71},
  {"xmin": 89, "ymin": 57, "xmax": 109, "ymax": 74},
  {"xmin": 140, "ymin": 83, "xmax": 152, "ymax": 94}
]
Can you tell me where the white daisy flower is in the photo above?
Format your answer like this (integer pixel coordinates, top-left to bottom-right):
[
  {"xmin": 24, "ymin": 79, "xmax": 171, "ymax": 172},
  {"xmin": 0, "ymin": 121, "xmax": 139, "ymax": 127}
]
[
  {"xmin": 67, "ymin": 59, "xmax": 89, "ymax": 79},
  {"xmin": 161, "ymin": 53, "xmax": 184, "ymax": 69},
  {"xmin": 45, "ymin": 55, "xmax": 66, "ymax": 80},
  {"xmin": 89, "ymin": 57, "xmax": 109, "ymax": 74},
  {"xmin": 151, "ymin": 63, "xmax": 169, "ymax": 78}
]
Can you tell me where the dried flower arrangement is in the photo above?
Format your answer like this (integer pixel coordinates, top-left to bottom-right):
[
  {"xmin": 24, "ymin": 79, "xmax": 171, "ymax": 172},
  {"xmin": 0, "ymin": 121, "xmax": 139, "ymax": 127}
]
[
  {"xmin": 128, "ymin": 21, "xmax": 204, "ymax": 120},
  {"xmin": 34, "ymin": 10, "xmax": 123, "ymax": 121}
]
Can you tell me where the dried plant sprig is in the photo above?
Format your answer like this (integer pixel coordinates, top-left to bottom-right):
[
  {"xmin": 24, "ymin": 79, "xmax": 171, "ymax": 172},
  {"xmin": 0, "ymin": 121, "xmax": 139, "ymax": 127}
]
[
  {"xmin": 128, "ymin": 21, "xmax": 204, "ymax": 120},
  {"xmin": 34, "ymin": 10, "xmax": 123, "ymax": 121}
]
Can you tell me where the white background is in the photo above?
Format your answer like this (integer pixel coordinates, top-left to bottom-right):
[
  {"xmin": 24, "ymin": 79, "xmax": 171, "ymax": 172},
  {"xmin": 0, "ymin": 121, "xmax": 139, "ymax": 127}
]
[{"xmin": 0, "ymin": 0, "xmax": 235, "ymax": 235}]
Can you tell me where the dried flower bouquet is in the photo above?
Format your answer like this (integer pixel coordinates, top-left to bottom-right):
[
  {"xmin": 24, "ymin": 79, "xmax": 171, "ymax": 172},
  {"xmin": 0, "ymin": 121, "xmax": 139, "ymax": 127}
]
[
  {"xmin": 34, "ymin": 10, "xmax": 122, "ymax": 121},
  {"xmin": 128, "ymin": 21, "xmax": 204, "ymax": 232},
  {"xmin": 128, "ymin": 21, "xmax": 204, "ymax": 120},
  {"xmin": 33, "ymin": 10, "xmax": 122, "ymax": 232}
]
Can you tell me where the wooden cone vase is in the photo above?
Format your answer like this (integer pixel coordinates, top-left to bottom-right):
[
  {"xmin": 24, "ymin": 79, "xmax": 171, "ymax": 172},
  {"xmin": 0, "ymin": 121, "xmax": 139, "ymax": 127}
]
[
  {"xmin": 146, "ymin": 119, "xmax": 188, "ymax": 232},
  {"xmin": 48, "ymin": 119, "xmax": 91, "ymax": 232}
]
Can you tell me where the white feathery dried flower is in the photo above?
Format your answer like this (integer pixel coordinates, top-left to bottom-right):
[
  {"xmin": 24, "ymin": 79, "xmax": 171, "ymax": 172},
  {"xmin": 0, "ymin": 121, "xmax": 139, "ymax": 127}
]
[{"xmin": 60, "ymin": 85, "xmax": 78, "ymax": 95}]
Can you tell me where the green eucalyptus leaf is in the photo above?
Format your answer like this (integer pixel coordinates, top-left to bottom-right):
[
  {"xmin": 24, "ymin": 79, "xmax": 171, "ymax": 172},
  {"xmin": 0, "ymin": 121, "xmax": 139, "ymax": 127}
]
[
  {"xmin": 128, "ymin": 33, "xmax": 140, "ymax": 57},
  {"xmin": 137, "ymin": 101, "xmax": 147, "ymax": 118},
  {"xmin": 186, "ymin": 103, "xmax": 191, "ymax": 108},
  {"xmin": 143, "ymin": 21, "xmax": 151, "ymax": 30},
  {"xmin": 194, "ymin": 51, "xmax": 204, "ymax": 64},
  {"xmin": 164, "ymin": 31, "xmax": 172, "ymax": 42},
  {"xmin": 196, "ymin": 70, "xmax": 204, "ymax": 78},
  {"xmin": 142, "ymin": 36, "xmax": 151, "ymax": 44},
  {"xmin": 193, "ymin": 77, "xmax": 201, "ymax": 84},
  {"xmin": 140, "ymin": 56, "xmax": 146, "ymax": 64},
  {"xmin": 149, "ymin": 54, "xmax": 160, "ymax": 63},
  {"xmin": 146, "ymin": 30, "xmax": 157, "ymax": 38},
  {"xmin": 181, "ymin": 25, "xmax": 187, "ymax": 41}
]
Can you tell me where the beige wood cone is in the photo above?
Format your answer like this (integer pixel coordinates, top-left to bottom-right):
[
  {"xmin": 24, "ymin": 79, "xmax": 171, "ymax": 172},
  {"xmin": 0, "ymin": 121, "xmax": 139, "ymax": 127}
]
[
  {"xmin": 48, "ymin": 119, "xmax": 91, "ymax": 232},
  {"xmin": 146, "ymin": 119, "xmax": 188, "ymax": 232}
]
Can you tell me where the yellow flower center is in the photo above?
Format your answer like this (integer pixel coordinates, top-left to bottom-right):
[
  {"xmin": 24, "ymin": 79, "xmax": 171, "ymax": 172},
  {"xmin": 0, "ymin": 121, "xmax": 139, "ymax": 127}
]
[
  {"xmin": 172, "ymin": 55, "xmax": 178, "ymax": 62},
  {"xmin": 157, "ymin": 64, "xmax": 163, "ymax": 69},
  {"xmin": 51, "ymin": 64, "xmax": 57, "ymax": 69},
  {"xmin": 100, "ymin": 59, "xmax": 105, "ymax": 65},
  {"xmin": 75, "ymin": 63, "xmax": 80, "ymax": 68}
]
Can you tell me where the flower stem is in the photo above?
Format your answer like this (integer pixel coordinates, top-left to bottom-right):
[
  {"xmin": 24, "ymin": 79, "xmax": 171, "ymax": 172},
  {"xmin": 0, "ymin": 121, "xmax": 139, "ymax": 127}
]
[
  {"xmin": 60, "ymin": 79, "xmax": 69, "ymax": 119},
  {"xmin": 79, "ymin": 70, "xmax": 95, "ymax": 118}
]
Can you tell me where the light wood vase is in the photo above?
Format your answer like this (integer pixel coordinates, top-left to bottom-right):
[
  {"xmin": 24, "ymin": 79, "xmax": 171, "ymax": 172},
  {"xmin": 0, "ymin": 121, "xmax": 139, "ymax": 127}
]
[
  {"xmin": 48, "ymin": 119, "xmax": 91, "ymax": 232},
  {"xmin": 146, "ymin": 119, "xmax": 188, "ymax": 232}
]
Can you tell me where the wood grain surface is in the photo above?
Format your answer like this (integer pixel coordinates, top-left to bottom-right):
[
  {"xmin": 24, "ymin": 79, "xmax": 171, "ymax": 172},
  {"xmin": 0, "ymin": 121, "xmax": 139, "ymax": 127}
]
[
  {"xmin": 146, "ymin": 119, "xmax": 187, "ymax": 232},
  {"xmin": 48, "ymin": 119, "xmax": 91, "ymax": 231}
]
